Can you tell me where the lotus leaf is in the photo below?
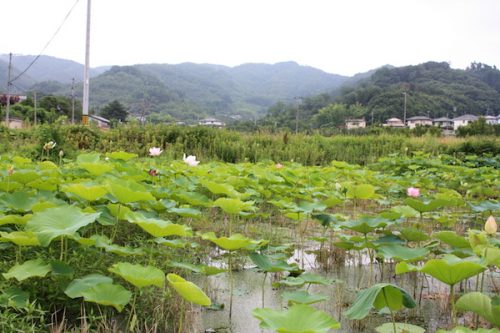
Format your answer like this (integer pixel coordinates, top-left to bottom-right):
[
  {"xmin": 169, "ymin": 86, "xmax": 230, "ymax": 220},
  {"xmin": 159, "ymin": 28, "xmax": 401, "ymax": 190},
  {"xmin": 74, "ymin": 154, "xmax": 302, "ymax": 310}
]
[
  {"xmin": 0, "ymin": 214, "xmax": 31, "ymax": 226},
  {"xmin": 404, "ymin": 198, "xmax": 448, "ymax": 213},
  {"xmin": 109, "ymin": 262, "xmax": 164, "ymax": 288},
  {"xmin": 342, "ymin": 216, "xmax": 389, "ymax": 235},
  {"xmin": 76, "ymin": 152, "xmax": 101, "ymax": 163},
  {"xmin": 455, "ymin": 292, "xmax": 500, "ymax": 327},
  {"xmin": 252, "ymin": 303, "xmax": 340, "ymax": 332},
  {"xmin": 2, "ymin": 259, "xmax": 52, "ymax": 281},
  {"xmin": 65, "ymin": 274, "xmax": 114, "ymax": 298},
  {"xmin": 281, "ymin": 290, "xmax": 328, "ymax": 305},
  {"xmin": 79, "ymin": 162, "xmax": 114, "ymax": 176},
  {"xmin": 169, "ymin": 262, "xmax": 226, "ymax": 276},
  {"xmin": 375, "ymin": 323, "xmax": 425, "ymax": 333},
  {"xmin": 0, "ymin": 231, "xmax": 41, "ymax": 246},
  {"xmin": 399, "ymin": 227, "xmax": 429, "ymax": 242},
  {"xmin": 1, "ymin": 191, "xmax": 38, "ymax": 212},
  {"xmin": 80, "ymin": 282, "xmax": 132, "ymax": 312},
  {"xmin": 202, "ymin": 232, "xmax": 257, "ymax": 251},
  {"xmin": 127, "ymin": 212, "xmax": 192, "ymax": 237},
  {"xmin": 174, "ymin": 191, "xmax": 212, "ymax": 207},
  {"xmin": 0, "ymin": 287, "xmax": 29, "ymax": 309},
  {"xmin": 26, "ymin": 206, "xmax": 100, "ymax": 246},
  {"xmin": 249, "ymin": 252, "xmax": 298, "ymax": 273},
  {"xmin": 168, "ymin": 207, "xmax": 202, "ymax": 218},
  {"xmin": 63, "ymin": 183, "xmax": 108, "ymax": 202},
  {"xmin": 434, "ymin": 231, "xmax": 470, "ymax": 249},
  {"xmin": 106, "ymin": 151, "xmax": 138, "ymax": 161},
  {"xmin": 214, "ymin": 197, "xmax": 254, "ymax": 215},
  {"xmin": 50, "ymin": 260, "xmax": 74, "ymax": 277},
  {"xmin": 346, "ymin": 183, "xmax": 376, "ymax": 200},
  {"xmin": 345, "ymin": 283, "xmax": 416, "ymax": 320},
  {"xmin": 108, "ymin": 182, "xmax": 155, "ymax": 203},
  {"xmin": 166, "ymin": 273, "xmax": 211, "ymax": 306},
  {"xmin": 201, "ymin": 180, "xmax": 241, "ymax": 198},
  {"xmin": 436, "ymin": 327, "xmax": 499, "ymax": 333},
  {"xmin": 420, "ymin": 255, "xmax": 485, "ymax": 286},
  {"xmin": 377, "ymin": 244, "xmax": 429, "ymax": 262}
]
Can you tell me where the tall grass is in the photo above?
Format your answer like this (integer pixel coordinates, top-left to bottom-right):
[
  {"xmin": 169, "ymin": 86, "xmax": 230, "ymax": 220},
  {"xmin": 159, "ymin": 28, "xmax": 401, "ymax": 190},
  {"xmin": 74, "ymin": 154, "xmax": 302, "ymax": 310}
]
[{"xmin": 1, "ymin": 124, "xmax": 498, "ymax": 165}]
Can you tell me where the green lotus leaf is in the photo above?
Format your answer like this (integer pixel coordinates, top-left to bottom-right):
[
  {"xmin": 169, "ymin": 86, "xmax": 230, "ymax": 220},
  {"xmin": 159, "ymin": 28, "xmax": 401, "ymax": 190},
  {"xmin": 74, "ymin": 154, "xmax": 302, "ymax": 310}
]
[
  {"xmin": 65, "ymin": 274, "xmax": 114, "ymax": 299},
  {"xmin": 106, "ymin": 203, "xmax": 132, "ymax": 220},
  {"xmin": 434, "ymin": 231, "xmax": 470, "ymax": 249},
  {"xmin": 299, "ymin": 272, "xmax": 335, "ymax": 286},
  {"xmin": 106, "ymin": 151, "xmax": 138, "ymax": 161},
  {"xmin": 0, "ymin": 180, "xmax": 21, "ymax": 192},
  {"xmin": 346, "ymin": 183, "xmax": 376, "ymax": 200},
  {"xmin": 50, "ymin": 260, "xmax": 74, "ymax": 277},
  {"xmin": 296, "ymin": 200, "xmax": 327, "ymax": 213},
  {"xmin": 169, "ymin": 262, "xmax": 226, "ymax": 276},
  {"xmin": 0, "ymin": 287, "xmax": 29, "ymax": 309},
  {"xmin": 77, "ymin": 152, "xmax": 101, "ymax": 163},
  {"xmin": 2, "ymin": 259, "xmax": 52, "ymax": 281},
  {"xmin": 281, "ymin": 290, "xmax": 329, "ymax": 305},
  {"xmin": 469, "ymin": 200, "xmax": 500, "ymax": 213},
  {"xmin": 0, "ymin": 214, "xmax": 32, "ymax": 226},
  {"xmin": 108, "ymin": 182, "xmax": 155, "ymax": 203},
  {"xmin": 10, "ymin": 171, "xmax": 39, "ymax": 184},
  {"xmin": 26, "ymin": 206, "xmax": 100, "ymax": 246},
  {"xmin": 127, "ymin": 212, "xmax": 192, "ymax": 237},
  {"xmin": 420, "ymin": 255, "xmax": 485, "ymax": 286},
  {"xmin": 31, "ymin": 201, "xmax": 58, "ymax": 212},
  {"xmin": 80, "ymin": 282, "xmax": 132, "ymax": 312},
  {"xmin": 62, "ymin": 183, "xmax": 109, "ymax": 202},
  {"xmin": 395, "ymin": 261, "xmax": 419, "ymax": 275},
  {"xmin": 168, "ymin": 207, "xmax": 202, "ymax": 218},
  {"xmin": 202, "ymin": 232, "xmax": 257, "ymax": 251},
  {"xmin": 0, "ymin": 231, "xmax": 41, "ymax": 246},
  {"xmin": 213, "ymin": 197, "xmax": 254, "ymax": 215},
  {"xmin": 174, "ymin": 191, "xmax": 212, "ymax": 207},
  {"xmin": 404, "ymin": 198, "xmax": 448, "ymax": 213},
  {"xmin": 1, "ymin": 191, "xmax": 38, "ymax": 212},
  {"xmin": 155, "ymin": 238, "xmax": 188, "ymax": 248},
  {"xmin": 377, "ymin": 244, "xmax": 429, "ymax": 262},
  {"xmin": 342, "ymin": 215, "xmax": 389, "ymax": 235},
  {"xmin": 109, "ymin": 262, "xmax": 165, "ymax": 288},
  {"xmin": 375, "ymin": 323, "xmax": 425, "ymax": 333},
  {"xmin": 101, "ymin": 243, "xmax": 144, "ymax": 256},
  {"xmin": 391, "ymin": 205, "xmax": 419, "ymax": 218},
  {"xmin": 455, "ymin": 292, "xmax": 500, "ymax": 327},
  {"xmin": 345, "ymin": 283, "xmax": 416, "ymax": 320},
  {"xmin": 201, "ymin": 180, "xmax": 240, "ymax": 198},
  {"xmin": 249, "ymin": 252, "xmax": 298, "ymax": 273},
  {"xmin": 166, "ymin": 273, "xmax": 211, "ymax": 306},
  {"xmin": 436, "ymin": 327, "xmax": 499, "ymax": 333},
  {"xmin": 252, "ymin": 304, "xmax": 340, "ymax": 332},
  {"xmin": 37, "ymin": 160, "xmax": 58, "ymax": 169},
  {"xmin": 399, "ymin": 227, "xmax": 429, "ymax": 242},
  {"xmin": 79, "ymin": 162, "xmax": 114, "ymax": 176}
]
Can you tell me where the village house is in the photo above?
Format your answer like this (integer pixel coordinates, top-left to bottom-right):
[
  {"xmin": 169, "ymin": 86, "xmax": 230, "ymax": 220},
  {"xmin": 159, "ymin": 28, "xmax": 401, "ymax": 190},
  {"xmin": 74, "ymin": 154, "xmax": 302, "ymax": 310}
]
[
  {"xmin": 89, "ymin": 115, "xmax": 110, "ymax": 129},
  {"xmin": 452, "ymin": 114, "xmax": 478, "ymax": 130},
  {"xmin": 384, "ymin": 117, "xmax": 405, "ymax": 128},
  {"xmin": 199, "ymin": 117, "xmax": 225, "ymax": 127},
  {"xmin": 432, "ymin": 117, "xmax": 454, "ymax": 130},
  {"xmin": 3, "ymin": 117, "xmax": 24, "ymax": 129},
  {"xmin": 406, "ymin": 116, "xmax": 433, "ymax": 129},
  {"xmin": 345, "ymin": 118, "xmax": 366, "ymax": 129},
  {"xmin": 482, "ymin": 115, "xmax": 497, "ymax": 125}
]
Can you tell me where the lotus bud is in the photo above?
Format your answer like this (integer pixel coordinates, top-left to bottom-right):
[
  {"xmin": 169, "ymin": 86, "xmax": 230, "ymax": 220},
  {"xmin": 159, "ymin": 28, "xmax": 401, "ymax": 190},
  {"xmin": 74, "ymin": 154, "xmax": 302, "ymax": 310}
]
[
  {"xmin": 59, "ymin": 150, "xmax": 64, "ymax": 158},
  {"xmin": 7, "ymin": 165, "xmax": 14, "ymax": 176},
  {"xmin": 485, "ymin": 215, "xmax": 497, "ymax": 235}
]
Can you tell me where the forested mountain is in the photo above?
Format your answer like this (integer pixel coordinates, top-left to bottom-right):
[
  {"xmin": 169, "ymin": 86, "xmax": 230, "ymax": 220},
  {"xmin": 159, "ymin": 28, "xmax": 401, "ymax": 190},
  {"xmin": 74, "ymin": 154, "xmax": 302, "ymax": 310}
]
[{"xmin": 262, "ymin": 61, "xmax": 500, "ymax": 130}]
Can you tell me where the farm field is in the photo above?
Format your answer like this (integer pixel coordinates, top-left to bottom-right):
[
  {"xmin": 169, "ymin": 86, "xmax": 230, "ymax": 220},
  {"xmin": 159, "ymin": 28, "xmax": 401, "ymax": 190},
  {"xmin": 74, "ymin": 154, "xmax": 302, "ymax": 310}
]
[{"xmin": 0, "ymin": 149, "xmax": 498, "ymax": 333}]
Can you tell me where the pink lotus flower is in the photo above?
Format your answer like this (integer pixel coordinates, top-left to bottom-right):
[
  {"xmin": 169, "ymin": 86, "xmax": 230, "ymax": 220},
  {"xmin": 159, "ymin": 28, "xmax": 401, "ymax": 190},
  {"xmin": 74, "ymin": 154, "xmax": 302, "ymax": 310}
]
[
  {"xmin": 183, "ymin": 154, "xmax": 199, "ymax": 166},
  {"xmin": 407, "ymin": 187, "xmax": 420, "ymax": 197},
  {"xmin": 275, "ymin": 163, "xmax": 283, "ymax": 169},
  {"xmin": 149, "ymin": 147, "xmax": 163, "ymax": 156}
]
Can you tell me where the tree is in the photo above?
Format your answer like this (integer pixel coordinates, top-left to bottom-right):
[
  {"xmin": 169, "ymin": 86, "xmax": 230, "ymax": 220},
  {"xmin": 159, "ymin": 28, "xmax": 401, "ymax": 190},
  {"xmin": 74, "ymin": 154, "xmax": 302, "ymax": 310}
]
[{"xmin": 101, "ymin": 100, "xmax": 128, "ymax": 122}]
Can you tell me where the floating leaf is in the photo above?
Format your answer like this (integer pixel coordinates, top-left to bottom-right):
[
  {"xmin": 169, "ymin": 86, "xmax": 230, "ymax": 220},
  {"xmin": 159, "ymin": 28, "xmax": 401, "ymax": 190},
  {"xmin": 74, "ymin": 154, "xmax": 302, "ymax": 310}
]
[
  {"xmin": 282, "ymin": 290, "xmax": 328, "ymax": 305},
  {"xmin": 2, "ymin": 259, "xmax": 51, "ymax": 281},
  {"xmin": 109, "ymin": 262, "xmax": 164, "ymax": 288},
  {"xmin": 253, "ymin": 304, "xmax": 340, "ymax": 332},
  {"xmin": 166, "ymin": 273, "xmax": 211, "ymax": 306},
  {"xmin": 81, "ymin": 282, "xmax": 132, "ymax": 312},
  {"xmin": 249, "ymin": 252, "xmax": 298, "ymax": 273},
  {"xmin": 26, "ymin": 206, "xmax": 100, "ymax": 246}
]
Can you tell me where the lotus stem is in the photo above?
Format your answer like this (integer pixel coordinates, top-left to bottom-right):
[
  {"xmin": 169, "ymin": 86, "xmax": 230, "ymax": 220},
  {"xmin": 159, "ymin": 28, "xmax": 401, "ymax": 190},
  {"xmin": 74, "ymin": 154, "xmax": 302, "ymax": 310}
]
[
  {"xmin": 229, "ymin": 251, "xmax": 234, "ymax": 320},
  {"xmin": 261, "ymin": 272, "xmax": 267, "ymax": 308},
  {"xmin": 449, "ymin": 284, "xmax": 456, "ymax": 326},
  {"xmin": 111, "ymin": 204, "xmax": 121, "ymax": 242},
  {"xmin": 126, "ymin": 292, "xmax": 138, "ymax": 332},
  {"xmin": 382, "ymin": 288, "xmax": 397, "ymax": 333}
]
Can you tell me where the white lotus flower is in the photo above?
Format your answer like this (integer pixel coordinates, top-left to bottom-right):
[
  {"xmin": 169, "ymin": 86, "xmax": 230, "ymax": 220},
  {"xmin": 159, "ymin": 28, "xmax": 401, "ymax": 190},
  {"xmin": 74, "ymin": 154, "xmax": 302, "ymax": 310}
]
[
  {"xmin": 183, "ymin": 154, "xmax": 199, "ymax": 166},
  {"xmin": 149, "ymin": 147, "xmax": 163, "ymax": 156}
]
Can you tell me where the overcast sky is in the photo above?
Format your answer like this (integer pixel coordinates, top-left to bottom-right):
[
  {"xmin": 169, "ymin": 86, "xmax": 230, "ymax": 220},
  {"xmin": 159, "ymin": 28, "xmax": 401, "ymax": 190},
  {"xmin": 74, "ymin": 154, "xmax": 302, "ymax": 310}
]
[{"xmin": 2, "ymin": 0, "xmax": 499, "ymax": 76}]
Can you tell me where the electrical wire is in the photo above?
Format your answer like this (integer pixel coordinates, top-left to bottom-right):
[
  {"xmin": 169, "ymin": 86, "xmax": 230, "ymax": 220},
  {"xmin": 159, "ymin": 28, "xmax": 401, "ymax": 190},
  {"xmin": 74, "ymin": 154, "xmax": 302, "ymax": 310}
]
[{"xmin": 10, "ymin": 0, "xmax": 80, "ymax": 84}]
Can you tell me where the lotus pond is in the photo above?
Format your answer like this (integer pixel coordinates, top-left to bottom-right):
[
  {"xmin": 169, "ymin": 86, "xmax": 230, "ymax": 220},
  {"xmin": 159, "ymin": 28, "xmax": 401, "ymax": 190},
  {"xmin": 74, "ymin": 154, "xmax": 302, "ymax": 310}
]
[{"xmin": 0, "ymin": 151, "xmax": 498, "ymax": 333}]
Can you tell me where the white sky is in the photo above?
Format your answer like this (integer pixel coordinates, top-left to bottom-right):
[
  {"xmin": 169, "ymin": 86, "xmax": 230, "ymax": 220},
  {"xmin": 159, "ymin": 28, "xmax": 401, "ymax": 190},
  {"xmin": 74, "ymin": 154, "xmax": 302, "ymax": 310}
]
[{"xmin": 2, "ymin": 0, "xmax": 499, "ymax": 76}]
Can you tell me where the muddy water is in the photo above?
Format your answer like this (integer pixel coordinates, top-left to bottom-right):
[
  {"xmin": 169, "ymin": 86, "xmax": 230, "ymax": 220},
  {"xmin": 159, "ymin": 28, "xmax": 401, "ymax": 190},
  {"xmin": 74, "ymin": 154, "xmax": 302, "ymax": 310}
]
[{"xmin": 190, "ymin": 248, "xmax": 498, "ymax": 333}]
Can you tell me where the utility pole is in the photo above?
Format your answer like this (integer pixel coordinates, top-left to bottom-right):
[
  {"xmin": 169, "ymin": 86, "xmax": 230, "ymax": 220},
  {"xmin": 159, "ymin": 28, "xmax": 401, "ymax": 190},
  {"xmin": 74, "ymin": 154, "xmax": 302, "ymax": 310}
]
[
  {"xmin": 82, "ymin": 0, "xmax": 91, "ymax": 125},
  {"xmin": 5, "ymin": 53, "xmax": 12, "ymax": 125},
  {"xmin": 371, "ymin": 109, "xmax": 374, "ymax": 126},
  {"xmin": 294, "ymin": 97, "xmax": 302, "ymax": 134},
  {"xmin": 33, "ymin": 91, "xmax": 37, "ymax": 125},
  {"xmin": 71, "ymin": 78, "xmax": 75, "ymax": 124},
  {"xmin": 403, "ymin": 91, "xmax": 407, "ymax": 126}
]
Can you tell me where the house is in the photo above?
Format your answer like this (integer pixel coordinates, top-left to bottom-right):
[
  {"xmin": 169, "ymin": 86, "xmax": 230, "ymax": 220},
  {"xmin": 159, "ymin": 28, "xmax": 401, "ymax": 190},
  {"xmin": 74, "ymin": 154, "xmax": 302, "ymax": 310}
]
[
  {"xmin": 199, "ymin": 117, "xmax": 225, "ymax": 127},
  {"xmin": 345, "ymin": 118, "xmax": 366, "ymax": 129},
  {"xmin": 433, "ymin": 117, "xmax": 454, "ymax": 130},
  {"xmin": 452, "ymin": 114, "xmax": 478, "ymax": 130},
  {"xmin": 384, "ymin": 117, "xmax": 405, "ymax": 128},
  {"xmin": 406, "ymin": 116, "xmax": 433, "ymax": 129},
  {"xmin": 89, "ymin": 115, "xmax": 110, "ymax": 129},
  {"xmin": 2, "ymin": 117, "xmax": 24, "ymax": 129},
  {"xmin": 482, "ymin": 115, "xmax": 497, "ymax": 125}
]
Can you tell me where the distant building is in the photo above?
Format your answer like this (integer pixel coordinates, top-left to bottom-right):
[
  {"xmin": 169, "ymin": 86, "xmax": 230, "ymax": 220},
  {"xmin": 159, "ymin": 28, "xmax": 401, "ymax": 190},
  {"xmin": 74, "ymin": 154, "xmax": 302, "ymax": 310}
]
[
  {"xmin": 452, "ymin": 114, "xmax": 478, "ymax": 130},
  {"xmin": 199, "ymin": 117, "xmax": 225, "ymax": 127},
  {"xmin": 345, "ymin": 118, "xmax": 366, "ymax": 129},
  {"xmin": 406, "ymin": 116, "xmax": 433, "ymax": 129},
  {"xmin": 433, "ymin": 117, "xmax": 454, "ymax": 130},
  {"xmin": 2, "ymin": 117, "xmax": 24, "ymax": 129},
  {"xmin": 482, "ymin": 115, "xmax": 497, "ymax": 125},
  {"xmin": 384, "ymin": 117, "xmax": 405, "ymax": 128},
  {"xmin": 89, "ymin": 115, "xmax": 110, "ymax": 129}
]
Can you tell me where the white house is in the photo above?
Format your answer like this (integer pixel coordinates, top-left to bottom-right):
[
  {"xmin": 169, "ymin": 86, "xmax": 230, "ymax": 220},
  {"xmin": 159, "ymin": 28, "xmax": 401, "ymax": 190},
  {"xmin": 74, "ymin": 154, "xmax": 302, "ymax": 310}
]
[
  {"xmin": 482, "ymin": 115, "xmax": 497, "ymax": 125},
  {"xmin": 199, "ymin": 117, "xmax": 225, "ymax": 127},
  {"xmin": 452, "ymin": 114, "xmax": 478, "ymax": 130},
  {"xmin": 384, "ymin": 117, "xmax": 405, "ymax": 128},
  {"xmin": 406, "ymin": 116, "xmax": 432, "ymax": 129},
  {"xmin": 432, "ymin": 117, "xmax": 454, "ymax": 130},
  {"xmin": 345, "ymin": 118, "xmax": 366, "ymax": 129}
]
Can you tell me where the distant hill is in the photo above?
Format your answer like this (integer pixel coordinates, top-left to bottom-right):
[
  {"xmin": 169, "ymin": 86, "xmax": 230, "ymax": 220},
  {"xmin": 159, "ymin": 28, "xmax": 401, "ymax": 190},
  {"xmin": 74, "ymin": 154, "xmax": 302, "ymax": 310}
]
[{"xmin": 2, "ymin": 55, "xmax": 353, "ymax": 120}]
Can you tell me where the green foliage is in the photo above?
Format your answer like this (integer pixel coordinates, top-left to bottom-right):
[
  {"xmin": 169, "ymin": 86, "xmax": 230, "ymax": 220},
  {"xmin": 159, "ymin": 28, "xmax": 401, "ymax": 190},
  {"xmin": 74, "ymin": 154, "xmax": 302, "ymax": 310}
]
[{"xmin": 100, "ymin": 100, "xmax": 128, "ymax": 122}]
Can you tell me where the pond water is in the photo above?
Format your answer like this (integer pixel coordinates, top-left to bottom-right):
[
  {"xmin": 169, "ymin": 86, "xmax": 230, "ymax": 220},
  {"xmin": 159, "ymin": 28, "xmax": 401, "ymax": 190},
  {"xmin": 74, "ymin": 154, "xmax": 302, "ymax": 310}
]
[{"xmin": 186, "ymin": 247, "xmax": 498, "ymax": 333}]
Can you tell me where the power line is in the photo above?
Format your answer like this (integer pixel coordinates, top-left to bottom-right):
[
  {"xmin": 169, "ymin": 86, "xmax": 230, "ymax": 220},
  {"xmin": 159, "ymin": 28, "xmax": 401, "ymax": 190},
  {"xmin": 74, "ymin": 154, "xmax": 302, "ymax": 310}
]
[{"xmin": 9, "ymin": 0, "xmax": 80, "ymax": 84}]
